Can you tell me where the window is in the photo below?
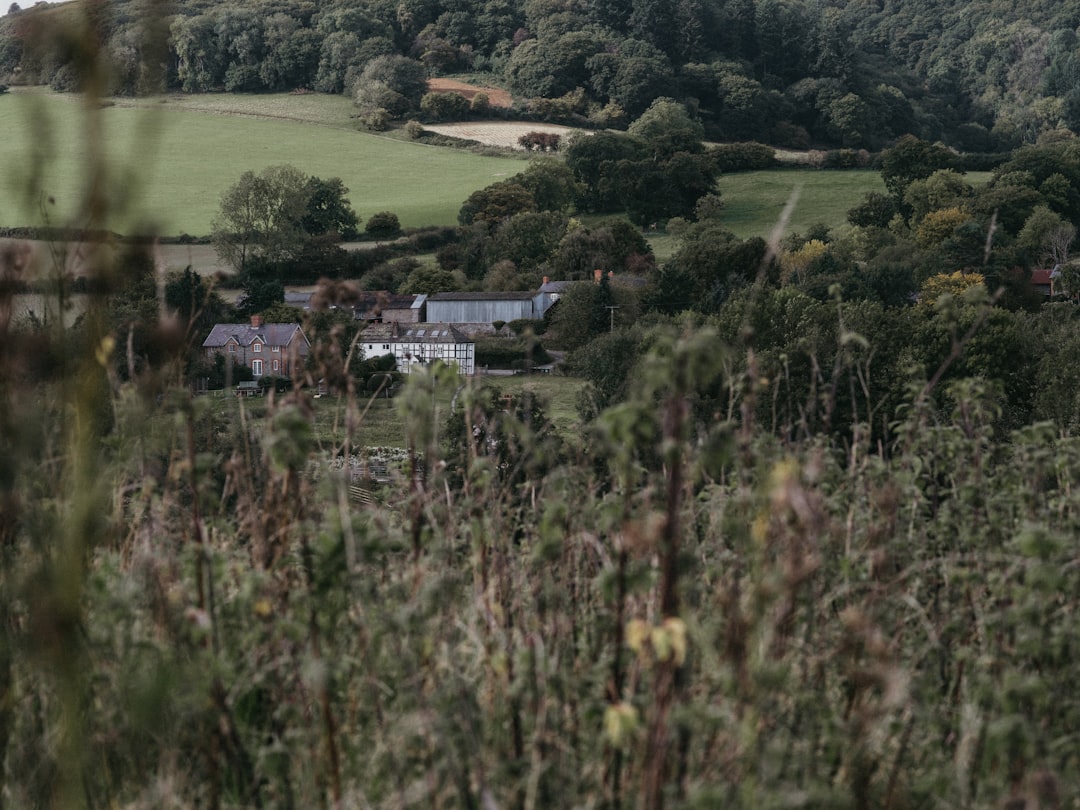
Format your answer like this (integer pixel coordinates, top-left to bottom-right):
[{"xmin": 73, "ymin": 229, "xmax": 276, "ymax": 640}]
[
  {"xmin": 252, "ymin": 359, "xmax": 263, "ymax": 377},
  {"xmin": 253, "ymin": 342, "xmax": 262, "ymax": 353},
  {"xmin": 273, "ymin": 360, "xmax": 279, "ymax": 372},
  {"xmin": 272, "ymin": 345, "xmax": 280, "ymax": 353},
  {"xmin": 228, "ymin": 343, "xmax": 236, "ymax": 353}
]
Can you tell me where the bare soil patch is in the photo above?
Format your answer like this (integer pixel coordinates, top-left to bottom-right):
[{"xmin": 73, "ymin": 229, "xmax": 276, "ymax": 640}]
[
  {"xmin": 420, "ymin": 121, "xmax": 584, "ymax": 150},
  {"xmin": 426, "ymin": 78, "xmax": 513, "ymax": 108}
]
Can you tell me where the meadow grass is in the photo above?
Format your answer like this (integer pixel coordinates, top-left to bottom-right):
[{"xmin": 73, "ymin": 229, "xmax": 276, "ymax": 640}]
[
  {"xmin": 714, "ymin": 167, "xmax": 994, "ymax": 240},
  {"xmin": 0, "ymin": 89, "xmax": 527, "ymax": 236},
  {"xmin": 715, "ymin": 168, "xmax": 886, "ymax": 238},
  {"xmin": 227, "ymin": 372, "xmax": 587, "ymax": 450}
]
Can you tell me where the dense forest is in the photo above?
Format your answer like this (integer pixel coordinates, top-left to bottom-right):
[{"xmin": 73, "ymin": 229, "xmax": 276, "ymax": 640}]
[{"xmin": 4, "ymin": 0, "xmax": 1080, "ymax": 148}]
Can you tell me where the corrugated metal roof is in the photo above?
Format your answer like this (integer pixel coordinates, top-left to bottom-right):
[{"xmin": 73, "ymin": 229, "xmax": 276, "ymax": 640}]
[{"xmin": 428, "ymin": 291, "xmax": 536, "ymax": 301}]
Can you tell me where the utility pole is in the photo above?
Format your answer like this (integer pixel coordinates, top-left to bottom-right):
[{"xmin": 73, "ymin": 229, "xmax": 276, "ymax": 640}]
[{"xmin": 605, "ymin": 305, "xmax": 619, "ymax": 331}]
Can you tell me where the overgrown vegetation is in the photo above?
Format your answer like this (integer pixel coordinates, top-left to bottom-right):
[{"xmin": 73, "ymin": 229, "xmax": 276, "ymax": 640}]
[
  {"xmin": 6, "ymin": 6, "xmax": 1080, "ymax": 809},
  {"xmin": 9, "ymin": 275, "xmax": 1080, "ymax": 807}
]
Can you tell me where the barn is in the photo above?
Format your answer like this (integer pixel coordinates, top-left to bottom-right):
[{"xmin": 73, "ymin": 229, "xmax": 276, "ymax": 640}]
[{"xmin": 425, "ymin": 291, "xmax": 542, "ymax": 325}]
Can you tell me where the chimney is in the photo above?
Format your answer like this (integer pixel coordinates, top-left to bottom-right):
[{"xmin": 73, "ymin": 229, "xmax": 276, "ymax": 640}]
[
  {"xmin": 608, "ymin": 270, "xmax": 615, "ymax": 280},
  {"xmin": 542, "ymin": 275, "xmax": 549, "ymax": 285},
  {"xmin": 250, "ymin": 314, "xmax": 263, "ymax": 328},
  {"xmin": 594, "ymin": 268, "xmax": 602, "ymax": 284}
]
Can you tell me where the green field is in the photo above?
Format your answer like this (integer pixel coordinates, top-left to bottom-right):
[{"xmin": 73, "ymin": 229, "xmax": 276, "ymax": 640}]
[
  {"xmin": 0, "ymin": 89, "xmax": 526, "ymax": 236},
  {"xmin": 717, "ymin": 168, "xmax": 886, "ymax": 238},
  {"xmin": 2, "ymin": 88, "xmax": 981, "ymax": 249}
]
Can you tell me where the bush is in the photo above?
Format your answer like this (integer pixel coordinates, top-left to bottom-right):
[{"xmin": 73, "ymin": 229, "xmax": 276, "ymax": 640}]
[
  {"xmin": 360, "ymin": 107, "xmax": 392, "ymax": 131},
  {"xmin": 518, "ymin": 131, "xmax": 561, "ymax": 152},
  {"xmin": 365, "ymin": 211, "xmax": 402, "ymax": 239},
  {"xmin": 474, "ymin": 336, "xmax": 551, "ymax": 368},
  {"xmin": 404, "ymin": 226, "xmax": 459, "ymax": 252},
  {"xmin": 404, "ymin": 119, "xmax": 425, "ymax": 139},
  {"xmin": 507, "ymin": 318, "xmax": 546, "ymax": 336},
  {"xmin": 420, "ymin": 91, "xmax": 471, "ymax": 122},
  {"xmin": 470, "ymin": 92, "xmax": 490, "ymax": 115},
  {"xmin": 708, "ymin": 142, "xmax": 777, "ymax": 173},
  {"xmin": 822, "ymin": 148, "xmax": 873, "ymax": 168}
]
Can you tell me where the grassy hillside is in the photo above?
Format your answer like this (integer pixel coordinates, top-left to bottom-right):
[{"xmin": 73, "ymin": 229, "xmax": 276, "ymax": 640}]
[
  {"xmin": 717, "ymin": 169, "xmax": 886, "ymax": 238},
  {"xmin": 2, "ymin": 89, "xmax": 976, "ymax": 249},
  {"xmin": 0, "ymin": 89, "xmax": 527, "ymax": 236}
]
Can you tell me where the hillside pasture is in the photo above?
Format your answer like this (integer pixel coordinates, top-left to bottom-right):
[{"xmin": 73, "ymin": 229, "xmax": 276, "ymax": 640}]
[
  {"xmin": 2, "ymin": 89, "xmax": 954, "ymax": 248},
  {"xmin": 716, "ymin": 169, "xmax": 886, "ymax": 238},
  {"xmin": 0, "ymin": 89, "xmax": 527, "ymax": 236}
]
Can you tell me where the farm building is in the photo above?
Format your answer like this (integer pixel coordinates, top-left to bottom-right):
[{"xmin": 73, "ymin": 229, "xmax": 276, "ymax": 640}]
[
  {"xmin": 1031, "ymin": 265, "xmax": 1062, "ymax": 296},
  {"xmin": 352, "ymin": 292, "xmax": 427, "ymax": 323},
  {"xmin": 361, "ymin": 322, "xmax": 475, "ymax": 376},
  {"xmin": 426, "ymin": 291, "xmax": 548, "ymax": 325},
  {"xmin": 537, "ymin": 277, "xmax": 571, "ymax": 311},
  {"xmin": 202, "ymin": 315, "xmax": 310, "ymax": 378}
]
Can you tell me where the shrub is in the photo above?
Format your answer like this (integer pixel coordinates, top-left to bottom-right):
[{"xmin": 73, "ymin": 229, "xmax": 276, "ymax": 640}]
[
  {"xmin": 474, "ymin": 336, "xmax": 551, "ymax": 368},
  {"xmin": 708, "ymin": 142, "xmax": 777, "ymax": 173},
  {"xmin": 518, "ymin": 131, "xmax": 561, "ymax": 152},
  {"xmin": 507, "ymin": 318, "xmax": 546, "ymax": 336},
  {"xmin": 420, "ymin": 91, "xmax": 471, "ymax": 122},
  {"xmin": 470, "ymin": 92, "xmax": 490, "ymax": 115},
  {"xmin": 365, "ymin": 211, "xmax": 401, "ymax": 239},
  {"xmin": 360, "ymin": 107, "xmax": 392, "ymax": 131},
  {"xmin": 822, "ymin": 148, "xmax": 872, "ymax": 168}
]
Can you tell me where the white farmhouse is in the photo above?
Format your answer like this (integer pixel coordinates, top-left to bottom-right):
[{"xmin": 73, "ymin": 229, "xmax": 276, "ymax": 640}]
[{"xmin": 361, "ymin": 322, "xmax": 475, "ymax": 376}]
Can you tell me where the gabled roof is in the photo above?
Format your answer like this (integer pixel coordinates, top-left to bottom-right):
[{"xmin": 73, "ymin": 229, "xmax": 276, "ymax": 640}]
[
  {"xmin": 202, "ymin": 322, "xmax": 309, "ymax": 350},
  {"xmin": 1032, "ymin": 268, "xmax": 1054, "ymax": 285},
  {"xmin": 538, "ymin": 280, "xmax": 571, "ymax": 294},
  {"xmin": 363, "ymin": 321, "xmax": 471, "ymax": 344},
  {"xmin": 360, "ymin": 322, "xmax": 396, "ymax": 341},
  {"xmin": 397, "ymin": 323, "xmax": 470, "ymax": 343}
]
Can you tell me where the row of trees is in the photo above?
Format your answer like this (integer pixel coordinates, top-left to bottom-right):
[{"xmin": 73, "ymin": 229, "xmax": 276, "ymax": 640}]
[
  {"xmin": 6, "ymin": 0, "xmax": 1080, "ymax": 148},
  {"xmin": 208, "ymin": 131, "xmax": 1080, "ymax": 327}
]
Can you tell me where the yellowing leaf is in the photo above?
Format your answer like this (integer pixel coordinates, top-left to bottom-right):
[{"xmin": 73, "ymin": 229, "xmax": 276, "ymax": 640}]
[
  {"xmin": 603, "ymin": 702, "xmax": 638, "ymax": 747},
  {"xmin": 626, "ymin": 619, "xmax": 649, "ymax": 653},
  {"xmin": 95, "ymin": 335, "xmax": 116, "ymax": 367},
  {"xmin": 663, "ymin": 617, "xmax": 688, "ymax": 666}
]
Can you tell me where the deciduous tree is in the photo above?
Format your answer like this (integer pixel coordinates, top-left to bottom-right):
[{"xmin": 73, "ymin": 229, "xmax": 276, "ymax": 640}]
[{"xmin": 211, "ymin": 165, "xmax": 312, "ymax": 273}]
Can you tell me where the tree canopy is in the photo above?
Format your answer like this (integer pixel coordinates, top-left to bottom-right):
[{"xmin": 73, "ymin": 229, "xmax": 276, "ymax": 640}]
[{"xmin": 10, "ymin": 0, "xmax": 1080, "ymax": 148}]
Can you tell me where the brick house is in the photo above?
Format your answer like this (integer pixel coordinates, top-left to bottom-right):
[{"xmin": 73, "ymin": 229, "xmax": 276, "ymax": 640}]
[{"xmin": 202, "ymin": 315, "xmax": 310, "ymax": 378}]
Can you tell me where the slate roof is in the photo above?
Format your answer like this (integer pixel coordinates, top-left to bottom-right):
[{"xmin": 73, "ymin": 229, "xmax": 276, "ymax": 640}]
[
  {"xmin": 363, "ymin": 322, "xmax": 470, "ymax": 343},
  {"xmin": 397, "ymin": 323, "xmax": 470, "ymax": 343},
  {"xmin": 538, "ymin": 280, "xmax": 571, "ymax": 294},
  {"xmin": 284, "ymin": 291, "xmax": 313, "ymax": 308},
  {"xmin": 202, "ymin": 322, "xmax": 308, "ymax": 350}
]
